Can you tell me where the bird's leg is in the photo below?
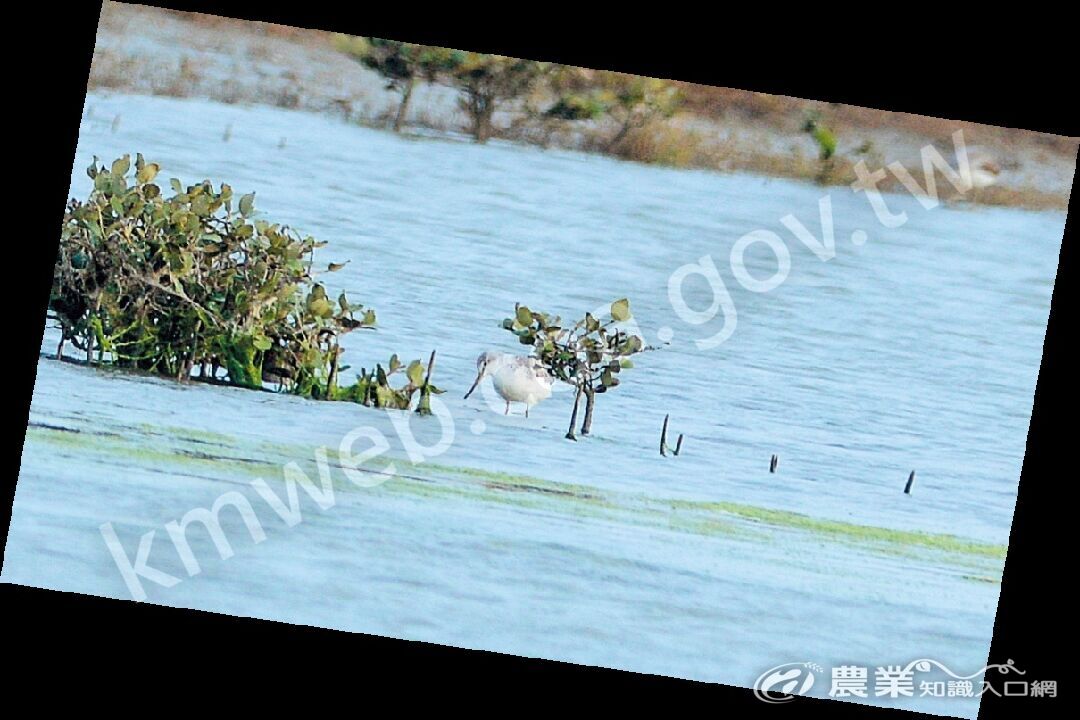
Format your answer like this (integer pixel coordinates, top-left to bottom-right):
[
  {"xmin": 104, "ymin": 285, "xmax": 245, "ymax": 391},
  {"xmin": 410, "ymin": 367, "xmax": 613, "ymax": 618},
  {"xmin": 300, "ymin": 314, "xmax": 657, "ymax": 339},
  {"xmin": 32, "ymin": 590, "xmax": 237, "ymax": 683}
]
[{"xmin": 505, "ymin": 400, "xmax": 510, "ymax": 415}]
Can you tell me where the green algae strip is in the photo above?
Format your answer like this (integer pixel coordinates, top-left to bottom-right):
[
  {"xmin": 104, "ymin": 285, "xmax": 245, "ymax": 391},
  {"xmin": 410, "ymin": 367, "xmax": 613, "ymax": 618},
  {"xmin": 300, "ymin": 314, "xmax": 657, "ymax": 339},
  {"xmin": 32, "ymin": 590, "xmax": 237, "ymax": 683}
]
[
  {"xmin": 668, "ymin": 499, "xmax": 1007, "ymax": 560},
  {"xmin": 420, "ymin": 461, "xmax": 611, "ymax": 504},
  {"xmin": 24, "ymin": 421, "xmax": 1007, "ymax": 561},
  {"xmin": 26, "ymin": 422, "xmax": 280, "ymax": 479},
  {"xmin": 416, "ymin": 460, "xmax": 1006, "ymax": 560}
]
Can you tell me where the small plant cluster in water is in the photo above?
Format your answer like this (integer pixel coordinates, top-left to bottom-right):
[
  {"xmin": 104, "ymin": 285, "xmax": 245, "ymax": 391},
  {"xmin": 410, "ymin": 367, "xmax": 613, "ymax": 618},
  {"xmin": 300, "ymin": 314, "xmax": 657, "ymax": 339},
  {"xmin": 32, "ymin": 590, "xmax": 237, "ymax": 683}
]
[
  {"xmin": 51, "ymin": 154, "xmax": 441, "ymax": 411},
  {"xmin": 504, "ymin": 299, "xmax": 645, "ymax": 440}
]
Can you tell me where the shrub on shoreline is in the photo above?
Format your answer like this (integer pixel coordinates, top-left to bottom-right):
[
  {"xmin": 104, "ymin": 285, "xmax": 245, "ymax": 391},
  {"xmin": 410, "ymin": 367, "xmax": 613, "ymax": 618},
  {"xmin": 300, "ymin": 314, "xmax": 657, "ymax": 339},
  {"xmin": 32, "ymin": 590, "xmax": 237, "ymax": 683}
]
[{"xmin": 51, "ymin": 154, "xmax": 440, "ymax": 409}]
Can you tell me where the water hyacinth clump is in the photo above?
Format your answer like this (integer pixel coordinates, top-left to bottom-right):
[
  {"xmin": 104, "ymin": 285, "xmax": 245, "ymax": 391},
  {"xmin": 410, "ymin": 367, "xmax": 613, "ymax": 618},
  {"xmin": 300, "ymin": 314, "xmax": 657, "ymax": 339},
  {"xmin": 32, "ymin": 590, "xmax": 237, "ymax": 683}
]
[
  {"xmin": 51, "ymin": 154, "xmax": 439, "ymax": 409},
  {"xmin": 504, "ymin": 298, "xmax": 646, "ymax": 439},
  {"xmin": 335, "ymin": 351, "xmax": 441, "ymax": 413}
]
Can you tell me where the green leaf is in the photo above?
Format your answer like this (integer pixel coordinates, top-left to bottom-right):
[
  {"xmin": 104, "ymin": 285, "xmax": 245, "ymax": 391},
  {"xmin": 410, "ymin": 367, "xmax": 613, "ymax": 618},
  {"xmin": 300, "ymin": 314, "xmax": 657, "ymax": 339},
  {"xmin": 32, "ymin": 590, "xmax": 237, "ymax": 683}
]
[
  {"xmin": 111, "ymin": 155, "xmax": 131, "ymax": 177},
  {"xmin": 388, "ymin": 354, "xmax": 402, "ymax": 372},
  {"xmin": 253, "ymin": 335, "xmax": 272, "ymax": 351},
  {"xmin": 501, "ymin": 318, "xmax": 514, "ymax": 330},
  {"xmin": 170, "ymin": 178, "xmax": 183, "ymax": 194},
  {"xmin": 516, "ymin": 305, "xmax": 532, "ymax": 325},
  {"xmin": 108, "ymin": 174, "xmax": 127, "ymax": 195},
  {"xmin": 239, "ymin": 192, "xmax": 255, "ymax": 217},
  {"xmin": 619, "ymin": 359, "xmax": 634, "ymax": 369},
  {"xmin": 610, "ymin": 298, "xmax": 631, "ymax": 322},
  {"xmin": 93, "ymin": 171, "xmax": 112, "ymax": 192},
  {"xmin": 309, "ymin": 298, "xmax": 333, "ymax": 318},
  {"xmin": 136, "ymin": 162, "xmax": 160, "ymax": 184},
  {"xmin": 622, "ymin": 335, "xmax": 643, "ymax": 354},
  {"xmin": 327, "ymin": 261, "xmax": 349, "ymax": 272},
  {"xmin": 375, "ymin": 385, "xmax": 397, "ymax": 407},
  {"xmin": 406, "ymin": 360, "xmax": 425, "ymax": 386},
  {"xmin": 191, "ymin": 194, "xmax": 211, "ymax": 216}
]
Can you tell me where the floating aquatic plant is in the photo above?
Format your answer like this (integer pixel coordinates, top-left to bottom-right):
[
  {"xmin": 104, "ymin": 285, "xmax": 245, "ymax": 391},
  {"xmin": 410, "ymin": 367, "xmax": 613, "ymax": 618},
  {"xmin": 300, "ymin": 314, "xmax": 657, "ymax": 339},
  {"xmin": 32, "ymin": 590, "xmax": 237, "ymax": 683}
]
[{"xmin": 51, "ymin": 154, "xmax": 439, "ymax": 411}]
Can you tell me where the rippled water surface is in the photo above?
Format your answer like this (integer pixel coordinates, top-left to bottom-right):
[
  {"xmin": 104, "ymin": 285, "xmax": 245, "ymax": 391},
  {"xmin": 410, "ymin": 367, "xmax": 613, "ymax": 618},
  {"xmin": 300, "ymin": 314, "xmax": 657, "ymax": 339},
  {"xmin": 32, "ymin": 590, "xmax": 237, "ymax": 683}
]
[{"xmin": 4, "ymin": 93, "xmax": 1069, "ymax": 718}]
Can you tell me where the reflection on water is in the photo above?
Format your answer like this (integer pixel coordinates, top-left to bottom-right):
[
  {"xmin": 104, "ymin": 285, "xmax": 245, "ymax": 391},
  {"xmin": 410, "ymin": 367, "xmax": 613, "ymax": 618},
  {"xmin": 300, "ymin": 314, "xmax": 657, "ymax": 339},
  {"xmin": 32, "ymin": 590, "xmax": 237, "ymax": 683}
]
[{"xmin": 4, "ymin": 93, "xmax": 1066, "ymax": 718}]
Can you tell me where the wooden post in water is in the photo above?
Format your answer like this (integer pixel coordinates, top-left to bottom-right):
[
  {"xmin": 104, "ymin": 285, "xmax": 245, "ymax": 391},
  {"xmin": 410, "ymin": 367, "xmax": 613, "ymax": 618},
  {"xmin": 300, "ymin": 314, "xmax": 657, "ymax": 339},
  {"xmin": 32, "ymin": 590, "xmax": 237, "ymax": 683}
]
[
  {"xmin": 769, "ymin": 454, "xmax": 778, "ymax": 473},
  {"xmin": 660, "ymin": 415, "xmax": 684, "ymax": 457},
  {"xmin": 904, "ymin": 470, "xmax": 916, "ymax": 494},
  {"xmin": 415, "ymin": 350, "xmax": 437, "ymax": 415}
]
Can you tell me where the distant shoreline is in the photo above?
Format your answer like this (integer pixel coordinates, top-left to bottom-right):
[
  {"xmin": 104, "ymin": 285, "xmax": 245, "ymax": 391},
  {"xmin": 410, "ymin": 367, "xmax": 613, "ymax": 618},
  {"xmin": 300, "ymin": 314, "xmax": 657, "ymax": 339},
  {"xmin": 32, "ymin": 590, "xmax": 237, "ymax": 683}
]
[{"xmin": 90, "ymin": 2, "xmax": 1076, "ymax": 211}]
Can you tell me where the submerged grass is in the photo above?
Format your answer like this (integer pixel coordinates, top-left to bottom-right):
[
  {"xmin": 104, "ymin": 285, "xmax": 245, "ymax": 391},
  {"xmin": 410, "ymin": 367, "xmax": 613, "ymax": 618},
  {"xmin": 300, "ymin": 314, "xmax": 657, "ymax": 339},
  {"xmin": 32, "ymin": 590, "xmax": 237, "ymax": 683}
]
[
  {"xmin": 419, "ymin": 461, "xmax": 611, "ymax": 505},
  {"xmin": 25, "ymin": 417, "xmax": 1007, "ymax": 564},
  {"xmin": 962, "ymin": 574, "xmax": 1002, "ymax": 585},
  {"xmin": 26, "ymin": 424, "xmax": 279, "ymax": 479},
  {"xmin": 669, "ymin": 499, "xmax": 1007, "ymax": 560}
]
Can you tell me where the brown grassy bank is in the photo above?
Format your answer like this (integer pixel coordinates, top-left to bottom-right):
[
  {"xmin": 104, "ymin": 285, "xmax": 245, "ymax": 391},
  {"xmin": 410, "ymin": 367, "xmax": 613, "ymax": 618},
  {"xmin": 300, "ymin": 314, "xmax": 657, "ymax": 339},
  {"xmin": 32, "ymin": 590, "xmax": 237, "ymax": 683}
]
[{"xmin": 88, "ymin": 2, "xmax": 1076, "ymax": 211}]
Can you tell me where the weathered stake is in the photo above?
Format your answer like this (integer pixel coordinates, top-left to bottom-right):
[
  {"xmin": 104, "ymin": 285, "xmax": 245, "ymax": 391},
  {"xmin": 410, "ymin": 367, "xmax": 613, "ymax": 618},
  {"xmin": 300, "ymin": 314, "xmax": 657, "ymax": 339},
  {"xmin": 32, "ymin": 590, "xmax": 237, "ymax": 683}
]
[
  {"xmin": 415, "ymin": 350, "xmax": 437, "ymax": 415},
  {"xmin": 660, "ymin": 415, "xmax": 684, "ymax": 457},
  {"xmin": 769, "ymin": 454, "xmax": 778, "ymax": 473},
  {"xmin": 904, "ymin": 470, "xmax": 916, "ymax": 494}
]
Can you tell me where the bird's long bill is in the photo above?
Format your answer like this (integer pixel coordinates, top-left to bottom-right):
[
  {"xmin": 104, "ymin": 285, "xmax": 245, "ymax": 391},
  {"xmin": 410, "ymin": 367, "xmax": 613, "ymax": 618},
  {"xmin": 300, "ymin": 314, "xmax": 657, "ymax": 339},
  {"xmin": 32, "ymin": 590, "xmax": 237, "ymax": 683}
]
[{"xmin": 464, "ymin": 370, "xmax": 483, "ymax": 399}]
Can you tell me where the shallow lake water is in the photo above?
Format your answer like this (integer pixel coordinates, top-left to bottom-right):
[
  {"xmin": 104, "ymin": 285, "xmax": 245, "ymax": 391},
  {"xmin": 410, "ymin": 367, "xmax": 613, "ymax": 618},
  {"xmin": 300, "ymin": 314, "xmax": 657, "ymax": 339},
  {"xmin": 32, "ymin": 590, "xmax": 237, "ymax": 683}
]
[{"xmin": 4, "ymin": 93, "xmax": 1069, "ymax": 717}]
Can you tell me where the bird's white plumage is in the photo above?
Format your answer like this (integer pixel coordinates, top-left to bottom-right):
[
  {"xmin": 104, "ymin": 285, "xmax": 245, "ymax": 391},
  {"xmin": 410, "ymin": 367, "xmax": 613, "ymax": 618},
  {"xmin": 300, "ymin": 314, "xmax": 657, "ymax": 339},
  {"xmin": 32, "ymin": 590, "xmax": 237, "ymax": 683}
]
[
  {"xmin": 490, "ymin": 356, "xmax": 552, "ymax": 405},
  {"xmin": 466, "ymin": 351, "xmax": 553, "ymax": 415}
]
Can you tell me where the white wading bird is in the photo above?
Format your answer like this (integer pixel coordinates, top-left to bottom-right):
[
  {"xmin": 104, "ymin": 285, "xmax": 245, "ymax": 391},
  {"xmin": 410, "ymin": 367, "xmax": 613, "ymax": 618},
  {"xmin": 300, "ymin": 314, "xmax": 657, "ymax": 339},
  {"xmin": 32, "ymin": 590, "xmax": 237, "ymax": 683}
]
[{"xmin": 464, "ymin": 351, "xmax": 553, "ymax": 417}]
